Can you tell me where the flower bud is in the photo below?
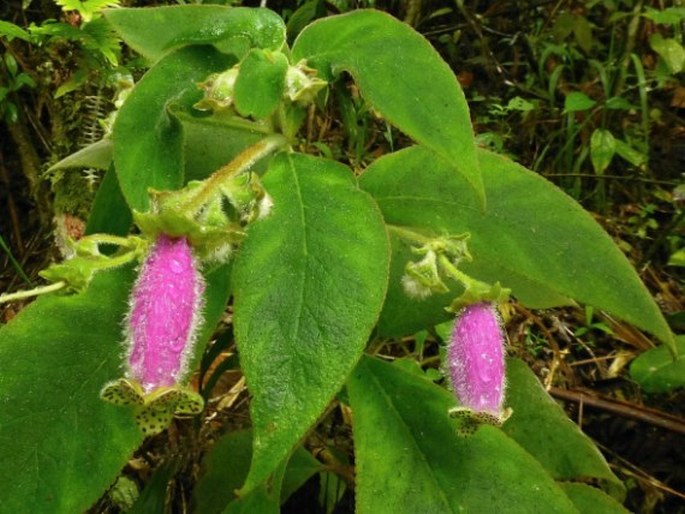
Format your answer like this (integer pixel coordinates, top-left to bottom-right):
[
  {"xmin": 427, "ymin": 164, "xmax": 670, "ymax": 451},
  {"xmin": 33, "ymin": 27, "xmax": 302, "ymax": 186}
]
[
  {"xmin": 401, "ymin": 250, "xmax": 448, "ymax": 300},
  {"xmin": 126, "ymin": 234, "xmax": 204, "ymax": 393},
  {"xmin": 195, "ymin": 68, "xmax": 239, "ymax": 111},
  {"xmin": 285, "ymin": 61, "xmax": 327, "ymax": 104},
  {"xmin": 448, "ymin": 302, "xmax": 507, "ymax": 421}
]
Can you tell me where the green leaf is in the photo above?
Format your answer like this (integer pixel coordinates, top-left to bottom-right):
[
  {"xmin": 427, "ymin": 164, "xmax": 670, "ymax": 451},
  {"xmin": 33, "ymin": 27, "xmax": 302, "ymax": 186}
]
[
  {"xmin": 560, "ymin": 483, "xmax": 630, "ymax": 514},
  {"xmin": 614, "ymin": 139, "xmax": 647, "ymax": 168},
  {"xmin": 49, "ymin": 138, "xmax": 113, "ymax": 173},
  {"xmin": 359, "ymin": 145, "xmax": 674, "ymax": 352},
  {"xmin": 553, "ymin": 12, "xmax": 575, "ymax": 40},
  {"xmin": 0, "ymin": 268, "xmax": 142, "ymax": 513},
  {"xmin": 174, "ymin": 107, "xmax": 268, "ymax": 182},
  {"xmin": 571, "ymin": 15, "xmax": 593, "ymax": 53},
  {"xmin": 281, "ymin": 445, "xmax": 322, "ymax": 502},
  {"xmin": 0, "ymin": 19, "xmax": 32, "ymax": 42},
  {"xmin": 191, "ymin": 430, "xmax": 256, "ymax": 514},
  {"xmin": 128, "ymin": 460, "xmax": 178, "ymax": 514},
  {"xmin": 4, "ymin": 53, "xmax": 18, "ymax": 76},
  {"xmin": 234, "ymin": 49, "xmax": 288, "ymax": 119},
  {"xmin": 81, "ymin": 16, "xmax": 121, "ymax": 66},
  {"xmin": 605, "ymin": 96, "xmax": 635, "ymax": 110},
  {"xmin": 192, "ymin": 430, "xmax": 321, "ymax": 514},
  {"xmin": 347, "ymin": 355, "xmax": 579, "ymax": 514},
  {"xmin": 54, "ymin": 0, "xmax": 120, "ymax": 23},
  {"xmin": 506, "ymin": 96, "xmax": 535, "ymax": 112},
  {"xmin": 86, "ymin": 167, "xmax": 132, "ymax": 236},
  {"xmin": 53, "ymin": 110, "xmax": 268, "ymax": 186},
  {"xmin": 104, "ymin": 6, "xmax": 286, "ymax": 63},
  {"xmin": 504, "ymin": 359, "xmax": 624, "ymax": 497},
  {"xmin": 286, "ymin": 0, "xmax": 324, "ymax": 41},
  {"xmin": 29, "ymin": 20, "xmax": 83, "ymax": 40},
  {"xmin": 55, "ymin": 69, "xmax": 88, "ymax": 98},
  {"xmin": 630, "ymin": 336, "xmax": 685, "ymax": 393},
  {"xmin": 668, "ymin": 248, "xmax": 685, "ymax": 267},
  {"xmin": 192, "ymin": 263, "xmax": 233, "ymax": 366},
  {"xmin": 590, "ymin": 128, "xmax": 616, "ymax": 175},
  {"xmin": 649, "ymin": 33, "xmax": 685, "ymax": 74},
  {"xmin": 223, "ymin": 468, "xmax": 285, "ymax": 514},
  {"xmin": 643, "ymin": 7, "xmax": 685, "ymax": 26},
  {"xmin": 113, "ymin": 46, "xmax": 232, "ymax": 211},
  {"xmin": 564, "ymin": 91, "xmax": 596, "ymax": 113},
  {"xmin": 232, "ymin": 152, "xmax": 390, "ymax": 492},
  {"xmin": 292, "ymin": 10, "xmax": 483, "ymax": 204}
]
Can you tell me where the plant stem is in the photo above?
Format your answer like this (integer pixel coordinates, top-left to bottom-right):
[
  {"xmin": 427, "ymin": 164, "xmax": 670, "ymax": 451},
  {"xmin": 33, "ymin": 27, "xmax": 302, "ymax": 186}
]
[
  {"xmin": 614, "ymin": 0, "xmax": 644, "ymax": 98},
  {"xmin": 95, "ymin": 250, "xmax": 140, "ymax": 270},
  {"xmin": 437, "ymin": 254, "xmax": 473, "ymax": 288},
  {"xmin": 386, "ymin": 225, "xmax": 434, "ymax": 245},
  {"xmin": 87, "ymin": 234, "xmax": 138, "ymax": 248},
  {"xmin": 0, "ymin": 233, "xmax": 32, "ymax": 286},
  {"xmin": 0, "ymin": 281, "xmax": 66, "ymax": 304},
  {"xmin": 182, "ymin": 134, "xmax": 288, "ymax": 214}
]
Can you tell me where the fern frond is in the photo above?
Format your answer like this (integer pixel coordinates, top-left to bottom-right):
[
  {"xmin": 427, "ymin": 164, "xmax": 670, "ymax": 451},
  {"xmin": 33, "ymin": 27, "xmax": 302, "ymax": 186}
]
[{"xmin": 53, "ymin": 0, "xmax": 121, "ymax": 23}]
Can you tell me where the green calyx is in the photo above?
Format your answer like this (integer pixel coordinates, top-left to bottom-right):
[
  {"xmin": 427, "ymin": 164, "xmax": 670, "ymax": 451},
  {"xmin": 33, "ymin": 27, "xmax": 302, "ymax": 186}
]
[
  {"xmin": 448, "ymin": 406, "xmax": 513, "ymax": 437},
  {"xmin": 100, "ymin": 378, "xmax": 204, "ymax": 437},
  {"xmin": 285, "ymin": 60, "xmax": 328, "ymax": 105},
  {"xmin": 195, "ymin": 53, "xmax": 326, "ymax": 114},
  {"xmin": 195, "ymin": 67, "xmax": 240, "ymax": 112},
  {"xmin": 134, "ymin": 134, "xmax": 287, "ymax": 262},
  {"xmin": 392, "ymin": 226, "xmax": 510, "ymax": 307},
  {"xmin": 439, "ymin": 254, "xmax": 510, "ymax": 312},
  {"xmin": 194, "ymin": 52, "xmax": 326, "ymax": 143}
]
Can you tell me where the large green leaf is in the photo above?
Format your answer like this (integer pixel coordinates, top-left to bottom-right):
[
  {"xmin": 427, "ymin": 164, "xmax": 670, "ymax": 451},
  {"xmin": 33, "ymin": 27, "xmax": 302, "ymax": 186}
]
[
  {"xmin": 48, "ymin": 138, "xmax": 112, "ymax": 172},
  {"xmin": 292, "ymin": 10, "xmax": 482, "ymax": 203},
  {"xmin": 222, "ymin": 462, "xmax": 285, "ymax": 514},
  {"xmin": 192, "ymin": 263, "xmax": 233, "ymax": 366},
  {"xmin": 176, "ymin": 109, "xmax": 268, "ymax": 182},
  {"xmin": 347, "ymin": 355, "xmax": 579, "ymax": 513},
  {"xmin": 104, "ymin": 6, "xmax": 286, "ymax": 63},
  {"xmin": 0, "ymin": 255, "xmax": 231, "ymax": 513},
  {"xmin": 504, "ymin": 359, "xmax": 624, "ymax": 497},
  {"xmin": 234, "ymin": 49, "xmax": 288, "ymax": 119},
  {"xmin": 128, "ymin": 461, "xmax": 178, "ymax": 514},
  {"xmin": 113, "ymin": 46, "xmax": 233, "ymax": 211},
  {"xmin": 630, "ymin": 336, "xmax": 685, "ymax": 393},
  {"xmin": 86, "ymin": 167, "xmax": 132, "ymax": 236},
  {"xmin": 232, "ymin": 152, "xmax": 390, "ymax": 493},
  {"xmin": 0, "ymin": 268, "xmax": 141, "ymax": 514},
  {"xmin": 192, "ymin": 430, "xmax": 253, "ymax": 514},
  {"xmin": 560, "ymin": 483, "xmax": 630, "ymax": 514},
  {"xmin": 359, "ymin": 145, "xmax": 674, "ymax": 351},
  {"xmin": 192, "ymin": 429, "xmax": 321, "ymax": 514}
]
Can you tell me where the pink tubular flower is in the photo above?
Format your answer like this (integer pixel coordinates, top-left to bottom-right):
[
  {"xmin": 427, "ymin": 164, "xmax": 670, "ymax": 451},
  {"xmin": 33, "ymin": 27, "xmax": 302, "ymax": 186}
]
[
  {"xmin": 448, "ymin": 302, "xmax": 506, "ymax": 419},
  {"xmin": 126, "ymin": 234, "xmax": 204, "ymax": 393}
]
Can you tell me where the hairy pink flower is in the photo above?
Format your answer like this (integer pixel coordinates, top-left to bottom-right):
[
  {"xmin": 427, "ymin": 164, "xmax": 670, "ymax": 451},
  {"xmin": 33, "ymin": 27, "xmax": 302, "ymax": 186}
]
[
  {"xmin": 448, "ymin": 302, "xmax": 506, "ymax": 418},
  {"xmin": 126, "ymin": 235, "xmax": 204, "ymax": 393}
]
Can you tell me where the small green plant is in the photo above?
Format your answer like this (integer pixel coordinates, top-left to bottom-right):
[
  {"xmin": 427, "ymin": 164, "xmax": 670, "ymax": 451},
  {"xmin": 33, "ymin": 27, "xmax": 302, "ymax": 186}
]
[
  {"xmin": 0, "ymin": 52, "xmax": 35, "ymax": 123},
  {"xmin": 54, "ymin": 0, "xmax": 121, "ymax": 22},
  {"xmin": 0, "ymin": 2, "xmax": 122, "ymax": 99}
]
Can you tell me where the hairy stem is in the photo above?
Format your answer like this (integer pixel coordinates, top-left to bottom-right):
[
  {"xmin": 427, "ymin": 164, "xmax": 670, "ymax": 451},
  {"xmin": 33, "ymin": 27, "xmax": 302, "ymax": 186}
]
[
  {"xmin": 182, "ymin": 134, "xmax": 288, "ymax": 214},
  {"xmin": 0, "ymin": 281, "xmax": 66, "ymax": 304}
]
